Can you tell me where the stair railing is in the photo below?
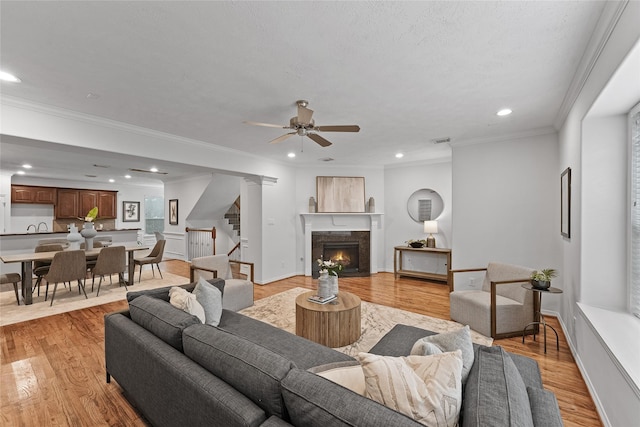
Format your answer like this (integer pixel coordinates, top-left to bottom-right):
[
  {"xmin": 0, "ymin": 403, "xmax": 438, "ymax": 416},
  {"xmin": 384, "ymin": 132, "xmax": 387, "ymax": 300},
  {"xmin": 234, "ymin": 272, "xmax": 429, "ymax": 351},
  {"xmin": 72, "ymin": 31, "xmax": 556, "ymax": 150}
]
[{"xmin": 186, "ymin": 227, "xmax": 216, "ymax": 261}]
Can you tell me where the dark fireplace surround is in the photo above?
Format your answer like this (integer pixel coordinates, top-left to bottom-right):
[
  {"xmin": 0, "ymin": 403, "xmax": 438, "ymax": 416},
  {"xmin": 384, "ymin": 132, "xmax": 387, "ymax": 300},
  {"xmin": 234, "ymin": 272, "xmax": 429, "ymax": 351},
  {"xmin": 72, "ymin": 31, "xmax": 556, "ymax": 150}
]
[{"xmin": 311, "ymin": 231, "xmax": 370, "ymax": 278}]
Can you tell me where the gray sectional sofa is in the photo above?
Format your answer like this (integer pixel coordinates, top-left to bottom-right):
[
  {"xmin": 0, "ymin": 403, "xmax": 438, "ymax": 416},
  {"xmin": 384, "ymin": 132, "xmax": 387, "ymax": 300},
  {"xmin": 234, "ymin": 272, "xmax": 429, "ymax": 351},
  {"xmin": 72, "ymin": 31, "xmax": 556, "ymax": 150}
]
[{"xmin": 104, "ymin": 279, "xmax": 563, "ymax": 427}]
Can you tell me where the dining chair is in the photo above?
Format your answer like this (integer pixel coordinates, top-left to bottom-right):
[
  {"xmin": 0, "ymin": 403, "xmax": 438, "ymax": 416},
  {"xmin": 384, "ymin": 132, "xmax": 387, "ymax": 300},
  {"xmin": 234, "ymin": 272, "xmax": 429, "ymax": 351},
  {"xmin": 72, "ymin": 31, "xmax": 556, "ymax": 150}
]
[
  {"xmin": 33, "ymin": 243, "xmax": 65, "ymax": 297},
  {"xmin": 90, "ymin": 246, "xmax": 127, "ymax": 296},
  {"xmin": 81, "ymin": 241, "xmax": 104, "ymax": 270},
  {"xmin": 44, "ymin": 250, "xmax": 88, "ymax": 306},
  {"xmin": 0, "ymin": 273, "xmax": 22, "ymax": 305},
  {"xmin": 134, "ymin": 239, "xmax": 166, "ymax": 282}
]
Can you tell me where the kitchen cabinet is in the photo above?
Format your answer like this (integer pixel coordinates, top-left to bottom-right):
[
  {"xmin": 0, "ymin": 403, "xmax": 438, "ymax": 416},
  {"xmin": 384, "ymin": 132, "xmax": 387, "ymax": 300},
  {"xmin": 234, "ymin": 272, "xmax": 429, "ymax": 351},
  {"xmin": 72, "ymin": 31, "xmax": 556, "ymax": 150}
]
[
  {"xmin": 56, "ymin": 189, "xmax": 117, "ymax": 219},
  {"xmin": 11, "ymin": 185, "xmax": 56, "ymax": 204}
]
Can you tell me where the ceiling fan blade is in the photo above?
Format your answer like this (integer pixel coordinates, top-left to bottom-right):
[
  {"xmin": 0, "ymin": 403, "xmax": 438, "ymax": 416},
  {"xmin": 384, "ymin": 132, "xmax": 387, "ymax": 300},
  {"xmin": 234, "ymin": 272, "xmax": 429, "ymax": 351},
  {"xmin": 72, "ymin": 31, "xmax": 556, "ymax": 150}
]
[
  {"xmin": 269, "ymin": 132, "xmax": 296, "ymax": 144},
  {"xmin": 244, "ymin": 120, "xmax": 287, "ymax": 129},
  {"xmin": 297, "ymin": 105, "xmax": 314, "ymax": 125},
  {"xmin": 307, "ymin": 133, "xmax": 332, "ymax": 147},
  {"xmin": 315, "ymin": 125, "xmax": 360, "ymax": 132}
]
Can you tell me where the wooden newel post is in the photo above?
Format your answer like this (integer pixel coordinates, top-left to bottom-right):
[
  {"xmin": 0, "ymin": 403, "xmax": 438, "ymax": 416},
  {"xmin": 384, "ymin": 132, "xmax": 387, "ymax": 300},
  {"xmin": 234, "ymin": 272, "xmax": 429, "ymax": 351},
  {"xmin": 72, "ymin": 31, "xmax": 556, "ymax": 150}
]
[{"xmin": 211, "ymin": 227, "xmax": 216, "ymax": 255}]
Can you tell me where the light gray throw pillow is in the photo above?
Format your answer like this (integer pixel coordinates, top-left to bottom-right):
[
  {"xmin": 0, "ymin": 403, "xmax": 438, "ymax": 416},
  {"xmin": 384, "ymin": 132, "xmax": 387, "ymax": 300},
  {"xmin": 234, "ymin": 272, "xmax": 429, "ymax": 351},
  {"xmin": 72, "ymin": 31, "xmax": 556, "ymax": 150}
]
[
  {"xmin": 193, "ymin": 276, "xmax": 223, "ymax": 326},
  {"xmin": 410, "ymin": 325, "xmax": 474, "ymax": 383}
]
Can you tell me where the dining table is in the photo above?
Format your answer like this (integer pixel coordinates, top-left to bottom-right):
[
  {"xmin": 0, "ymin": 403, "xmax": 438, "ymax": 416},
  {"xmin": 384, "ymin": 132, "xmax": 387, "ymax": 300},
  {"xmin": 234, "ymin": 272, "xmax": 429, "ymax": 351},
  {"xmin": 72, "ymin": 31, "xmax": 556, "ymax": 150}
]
[{"xmin": 0, "ymin": 245, "xmax": 149, "ymax": 305}]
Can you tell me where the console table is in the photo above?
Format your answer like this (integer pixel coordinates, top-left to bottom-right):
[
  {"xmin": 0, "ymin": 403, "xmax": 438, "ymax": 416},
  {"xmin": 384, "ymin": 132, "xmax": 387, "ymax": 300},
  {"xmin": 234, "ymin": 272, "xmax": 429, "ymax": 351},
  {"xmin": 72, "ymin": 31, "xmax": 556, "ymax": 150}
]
[{"xmin": 393, "ymin": 246, "xmax": 452, "ymax": 291}]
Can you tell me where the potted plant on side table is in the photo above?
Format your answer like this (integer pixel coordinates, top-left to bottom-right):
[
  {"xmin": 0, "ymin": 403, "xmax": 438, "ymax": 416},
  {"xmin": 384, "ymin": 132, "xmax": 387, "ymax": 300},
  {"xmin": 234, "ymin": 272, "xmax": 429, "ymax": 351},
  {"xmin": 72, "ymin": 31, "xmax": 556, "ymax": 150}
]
[{"xmin": 530, "ymin": 268, "xmax": 557, "ymax": 290}]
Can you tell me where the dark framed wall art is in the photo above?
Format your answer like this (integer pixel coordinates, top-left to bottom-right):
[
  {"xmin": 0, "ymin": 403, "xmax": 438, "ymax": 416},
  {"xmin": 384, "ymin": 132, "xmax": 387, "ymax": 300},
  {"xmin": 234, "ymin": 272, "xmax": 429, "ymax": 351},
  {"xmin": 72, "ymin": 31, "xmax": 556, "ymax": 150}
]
[
  {"xmin": 122, "ymin": 201, "xmax": 140, "ymax": 222},
  {"xmin": 561, "ymin": 167, "xmax": 571, "ymax": 238},
  {"xmin": 169, "ymin": 199, "xmax": 179, "ymax": 225}
]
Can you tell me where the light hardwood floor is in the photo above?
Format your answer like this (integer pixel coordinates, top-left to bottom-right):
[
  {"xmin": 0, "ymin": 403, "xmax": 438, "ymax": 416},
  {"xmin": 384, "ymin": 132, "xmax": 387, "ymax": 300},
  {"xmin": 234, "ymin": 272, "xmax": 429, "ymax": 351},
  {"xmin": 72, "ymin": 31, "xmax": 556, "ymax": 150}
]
[{"xmin": 0, "ymin": 260, "xmax": 602, "ymax": 426}]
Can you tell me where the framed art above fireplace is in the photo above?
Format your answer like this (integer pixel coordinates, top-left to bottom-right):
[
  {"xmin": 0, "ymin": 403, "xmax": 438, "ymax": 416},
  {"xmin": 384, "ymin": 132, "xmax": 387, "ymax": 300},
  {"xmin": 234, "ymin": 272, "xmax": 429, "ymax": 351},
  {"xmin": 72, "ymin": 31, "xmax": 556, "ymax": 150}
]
[{"xmin": 316, "ymin": 176, "xmax": 365, "ymax": 213}]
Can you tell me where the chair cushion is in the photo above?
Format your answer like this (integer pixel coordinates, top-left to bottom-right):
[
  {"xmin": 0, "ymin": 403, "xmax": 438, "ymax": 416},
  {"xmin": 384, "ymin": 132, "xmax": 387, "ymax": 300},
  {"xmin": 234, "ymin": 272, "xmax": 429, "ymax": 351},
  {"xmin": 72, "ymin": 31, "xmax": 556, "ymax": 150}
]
[
  {"xmin": 191, "ymin": 254, "xmax": 234, "ymax": 280},
  {"xmin": 483, "ymin": 262, "xmax": 534, "ymax": 303},
  {"xmin": 128, "ymin": 295, "xmax": 201, "ymax": 351}
]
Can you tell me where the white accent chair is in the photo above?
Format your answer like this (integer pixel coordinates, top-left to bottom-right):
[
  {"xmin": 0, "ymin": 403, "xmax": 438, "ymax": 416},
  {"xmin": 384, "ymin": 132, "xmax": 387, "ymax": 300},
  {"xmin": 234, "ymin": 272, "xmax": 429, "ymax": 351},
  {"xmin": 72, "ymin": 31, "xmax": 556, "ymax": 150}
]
[
  {"xmin": 449, "ymin": 262, "xmax": 535, "ymax": 339},
  {"xmin": 190, "ymin": 255, "xmax": 254, "ymax": 311}
]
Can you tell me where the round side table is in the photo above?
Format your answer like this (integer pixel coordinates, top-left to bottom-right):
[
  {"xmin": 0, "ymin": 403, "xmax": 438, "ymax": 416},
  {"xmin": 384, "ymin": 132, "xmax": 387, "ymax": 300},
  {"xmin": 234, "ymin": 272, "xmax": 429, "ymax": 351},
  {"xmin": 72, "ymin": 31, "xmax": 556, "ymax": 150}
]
[
  {"xmin": 521, "ymin": 283, "xmax": 563, "ymax": 353},
  {"xmin": 295, "ymin": 291, "xmax": 361, "ymax": 348}
]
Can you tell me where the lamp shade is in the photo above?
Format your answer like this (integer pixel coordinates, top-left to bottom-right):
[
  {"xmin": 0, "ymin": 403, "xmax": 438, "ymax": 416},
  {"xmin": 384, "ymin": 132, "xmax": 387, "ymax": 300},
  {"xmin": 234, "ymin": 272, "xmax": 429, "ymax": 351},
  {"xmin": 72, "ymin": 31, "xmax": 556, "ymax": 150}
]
[{"xmin": 423, "ymin": 220, "xmax": 438, "ymax": 234}]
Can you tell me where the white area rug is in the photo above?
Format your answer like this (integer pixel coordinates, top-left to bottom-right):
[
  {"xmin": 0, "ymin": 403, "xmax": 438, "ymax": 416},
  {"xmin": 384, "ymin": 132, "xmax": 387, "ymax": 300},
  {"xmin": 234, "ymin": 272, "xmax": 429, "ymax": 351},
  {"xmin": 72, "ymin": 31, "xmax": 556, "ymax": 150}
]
[
  {"xmin": 0, "ymin": 271, "xmax": 188, "ymax": 326},
  {"xmin": 240, "ymin": 287, "xmax": 492, "ymax": 356}
]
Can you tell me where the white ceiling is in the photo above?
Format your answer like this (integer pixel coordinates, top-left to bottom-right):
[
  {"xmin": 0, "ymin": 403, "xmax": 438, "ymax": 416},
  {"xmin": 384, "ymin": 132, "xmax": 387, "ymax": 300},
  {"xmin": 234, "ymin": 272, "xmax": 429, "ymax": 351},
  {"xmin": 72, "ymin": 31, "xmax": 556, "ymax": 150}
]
[{"xmin": 0, "ymin": 1, "xmax": 607, "ymax": 183}]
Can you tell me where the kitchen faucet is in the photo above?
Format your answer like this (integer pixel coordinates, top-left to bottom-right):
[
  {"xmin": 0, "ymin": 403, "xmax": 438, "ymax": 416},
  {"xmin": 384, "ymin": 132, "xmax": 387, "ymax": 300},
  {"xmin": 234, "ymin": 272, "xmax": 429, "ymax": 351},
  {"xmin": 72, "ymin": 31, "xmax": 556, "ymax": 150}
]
[
  {"xmin": 37, "ymin": 222, "xmax": 49, "ymax": 232},
  {"xmin": 26, "ymin": 224, "xmax": 36, "ymax": 233}
]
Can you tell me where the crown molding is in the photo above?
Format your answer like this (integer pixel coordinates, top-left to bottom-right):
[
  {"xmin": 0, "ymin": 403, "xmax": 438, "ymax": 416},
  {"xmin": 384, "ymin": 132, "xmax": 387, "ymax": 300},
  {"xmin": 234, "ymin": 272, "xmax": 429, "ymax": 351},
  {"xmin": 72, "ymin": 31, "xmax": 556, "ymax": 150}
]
[{"xmin": 553, "ymin": 1, "xmax": 630, "ymax": 129}]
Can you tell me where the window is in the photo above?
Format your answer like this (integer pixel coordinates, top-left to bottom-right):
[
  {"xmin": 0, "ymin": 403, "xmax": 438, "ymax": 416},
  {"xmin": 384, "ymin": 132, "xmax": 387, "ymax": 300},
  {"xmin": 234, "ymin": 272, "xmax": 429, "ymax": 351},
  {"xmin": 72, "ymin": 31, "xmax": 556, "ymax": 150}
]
[
  {"xmin": 144, "ymin": 196, "xmax": 164, "ymax": 235},
  {"xmin": 630, "ymin": 102, "xmax": 640, "ymax": 318}
]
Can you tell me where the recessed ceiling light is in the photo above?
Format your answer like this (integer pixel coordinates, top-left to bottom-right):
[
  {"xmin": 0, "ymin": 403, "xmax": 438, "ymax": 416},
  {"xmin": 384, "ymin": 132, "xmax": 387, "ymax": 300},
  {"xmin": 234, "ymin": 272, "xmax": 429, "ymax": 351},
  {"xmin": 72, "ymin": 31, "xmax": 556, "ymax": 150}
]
[
  {"xmin": 395, "ymin": 153, "xmax": 404, "ymax": 158},
  {"xmin": 108, "ymin": 179, "xmax": 115, "ymax": 183},
  {"xmin": 86, "ymin": 92, "xmax": 101, "ymax": 100},
  {"xmin": 497, "ymin": 108, "xmax": 512, "ymax": 116},
  {"xmin": 0, "ymin": 71, "xmax": 21, "ymax": 83},
  {"xmin": 16, "ymin": 170, "xmax": 25, "ymax": 175},
  {"xmin": 124, "ymin": 174, "xmax": 132, "ymax": 179},
  {"xmin": 22, "ymin": 164, "xmax": 32, "ymax": 169},
  {"xmin": 150, "ymin": 167, "xmax": 159, "ymax": 173},
  {"xmin": 287, "ymin": 152, "xmax": 296, "ymax": 158}
]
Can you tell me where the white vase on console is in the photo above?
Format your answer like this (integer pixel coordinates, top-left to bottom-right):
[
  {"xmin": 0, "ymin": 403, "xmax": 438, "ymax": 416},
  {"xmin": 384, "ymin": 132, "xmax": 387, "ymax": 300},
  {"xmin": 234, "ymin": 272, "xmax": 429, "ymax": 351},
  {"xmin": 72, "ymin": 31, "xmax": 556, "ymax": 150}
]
[
  {"xmin": 67, "ymin": 223, "xmax": 82, "ymax": 250},
  {"xmin": 81, "ymin": 221, "xmax": 98, "ymax": 249}
]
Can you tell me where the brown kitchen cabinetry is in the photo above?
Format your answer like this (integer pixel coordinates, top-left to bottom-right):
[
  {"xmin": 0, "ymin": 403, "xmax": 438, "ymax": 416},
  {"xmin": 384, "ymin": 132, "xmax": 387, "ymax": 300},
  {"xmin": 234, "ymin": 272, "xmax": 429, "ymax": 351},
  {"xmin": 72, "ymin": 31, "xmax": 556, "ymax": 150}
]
[
  {"xmin": 11, "ymin": 185, "xmax": 56, "ymax": 204},
  {"xmin": 55, "ymin": 189, "xmax": 117, "ymax": 219}
]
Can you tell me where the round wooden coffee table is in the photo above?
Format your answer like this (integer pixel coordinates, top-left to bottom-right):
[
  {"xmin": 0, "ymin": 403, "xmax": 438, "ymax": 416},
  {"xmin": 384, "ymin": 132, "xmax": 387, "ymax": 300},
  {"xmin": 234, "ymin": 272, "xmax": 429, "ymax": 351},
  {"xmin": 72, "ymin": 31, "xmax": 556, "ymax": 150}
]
[{"xmin": 295, "ymin": 291, "xmax": 361, "ymax": 348}]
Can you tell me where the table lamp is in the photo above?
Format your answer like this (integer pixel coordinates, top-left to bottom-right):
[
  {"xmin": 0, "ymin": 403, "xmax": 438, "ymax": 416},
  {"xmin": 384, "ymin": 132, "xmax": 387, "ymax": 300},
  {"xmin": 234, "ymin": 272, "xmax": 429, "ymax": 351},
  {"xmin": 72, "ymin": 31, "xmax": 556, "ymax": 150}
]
[{"xmin": 424, "ymin": 220, "xmax": 438, "ymax": 248}]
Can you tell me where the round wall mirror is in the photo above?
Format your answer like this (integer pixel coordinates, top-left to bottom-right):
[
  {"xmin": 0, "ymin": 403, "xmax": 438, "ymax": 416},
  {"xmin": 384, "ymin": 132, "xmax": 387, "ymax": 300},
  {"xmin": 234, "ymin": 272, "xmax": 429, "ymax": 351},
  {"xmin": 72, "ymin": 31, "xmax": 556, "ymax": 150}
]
[{"xmin": 407, "ymin": 188, "xmax": 444, "ymax": 223}]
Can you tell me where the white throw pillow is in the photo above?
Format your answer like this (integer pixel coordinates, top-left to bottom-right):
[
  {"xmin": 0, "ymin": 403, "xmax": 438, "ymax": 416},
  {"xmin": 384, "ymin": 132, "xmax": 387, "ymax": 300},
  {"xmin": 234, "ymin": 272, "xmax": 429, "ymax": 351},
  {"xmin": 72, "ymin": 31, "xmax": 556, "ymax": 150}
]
[
  {"xmin": 410, "ymin": 325, "xmax": 474, "ymax": 383},
  {"xmin": 168, "ymin": 286, "xmax": 205, "ymax": 323},
  {"xmin": 356, "ymin": 351, "xmax": 463, "ymax": 427},
  {"xmin": 193, "ymin": 277, "xmax": 223, "ymax": 326},
  {"xmin": 311, "ymin": 362, "xmax": 366, "ymax": 396}
]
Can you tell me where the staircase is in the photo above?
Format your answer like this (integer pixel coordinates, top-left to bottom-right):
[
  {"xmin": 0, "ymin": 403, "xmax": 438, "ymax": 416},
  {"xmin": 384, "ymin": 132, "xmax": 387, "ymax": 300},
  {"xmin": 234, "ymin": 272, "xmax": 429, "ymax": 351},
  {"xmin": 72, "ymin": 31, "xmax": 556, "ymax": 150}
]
[{"xmin": 224, "ymin": 196, "xmax": 241, "ymax": 237}]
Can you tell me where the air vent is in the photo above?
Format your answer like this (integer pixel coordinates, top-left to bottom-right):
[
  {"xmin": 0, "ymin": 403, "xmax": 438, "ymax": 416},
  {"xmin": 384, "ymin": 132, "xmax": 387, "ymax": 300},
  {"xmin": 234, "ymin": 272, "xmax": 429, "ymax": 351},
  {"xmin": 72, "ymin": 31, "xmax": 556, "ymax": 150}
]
[
  {"xmin": 431, "ymin": 137, "xmax": 451, "ymax": 144},
  {"xmin": 85, "ymin": 174, "xmax": 98, "ymax": 178},
  {"xmin": 319, "ymin": 157, "xmax": 334, "ymax": 162},
  {"xmin": 93, "ymin": 164, "xmax": 110, "ymax": 168},
  {"xmin": 129, "ymin": 168, "xmax": 169, "ymax": 175}
]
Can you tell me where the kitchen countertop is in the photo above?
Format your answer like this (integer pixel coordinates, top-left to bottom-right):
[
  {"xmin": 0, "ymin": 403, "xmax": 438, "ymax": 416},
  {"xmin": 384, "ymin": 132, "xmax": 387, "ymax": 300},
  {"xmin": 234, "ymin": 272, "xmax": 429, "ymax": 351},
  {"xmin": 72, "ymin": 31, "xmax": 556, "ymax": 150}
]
[{"xmin": 0, "ymin": 228, "xmax": 141, "ymax": 237}]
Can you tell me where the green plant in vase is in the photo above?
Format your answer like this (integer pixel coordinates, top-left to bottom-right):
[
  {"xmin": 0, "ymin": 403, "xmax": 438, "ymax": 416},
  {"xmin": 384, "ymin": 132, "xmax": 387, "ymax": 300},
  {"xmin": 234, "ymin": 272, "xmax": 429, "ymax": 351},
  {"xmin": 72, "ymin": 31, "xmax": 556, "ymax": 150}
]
[{"xmin": 530, "ymin": 268, "xmax": 557, "ymax": 290}]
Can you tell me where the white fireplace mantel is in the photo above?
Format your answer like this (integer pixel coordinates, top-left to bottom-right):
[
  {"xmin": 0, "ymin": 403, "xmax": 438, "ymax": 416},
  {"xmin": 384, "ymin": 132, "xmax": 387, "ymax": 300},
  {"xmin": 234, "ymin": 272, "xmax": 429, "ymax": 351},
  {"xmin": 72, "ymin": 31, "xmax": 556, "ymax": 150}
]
[{"xmin": 300, "ymin": 213, "xmax": 384, "ymax": 276}]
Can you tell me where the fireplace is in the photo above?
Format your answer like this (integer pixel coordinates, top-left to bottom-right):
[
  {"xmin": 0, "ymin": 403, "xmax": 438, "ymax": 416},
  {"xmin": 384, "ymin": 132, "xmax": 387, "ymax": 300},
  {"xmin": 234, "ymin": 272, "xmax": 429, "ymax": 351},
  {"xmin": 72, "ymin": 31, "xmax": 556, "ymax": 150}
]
[{"xmin": 312, "ymin": 231, "xmax": 370, "ymax": 278}]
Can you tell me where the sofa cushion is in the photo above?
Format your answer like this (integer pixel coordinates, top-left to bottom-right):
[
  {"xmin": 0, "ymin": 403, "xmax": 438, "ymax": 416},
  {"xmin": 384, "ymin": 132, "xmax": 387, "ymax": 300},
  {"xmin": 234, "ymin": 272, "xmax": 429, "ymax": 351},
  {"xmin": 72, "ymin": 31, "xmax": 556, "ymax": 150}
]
[
  {"xmin": 218, "ymin": 309, "xmax": 354, "ymax": 369},
  {"xmin": 128, "ymin": 295, "xmax": 201, "ymax": 351},
  {"xmin": 462, "ymin": 346, "xmax": 534, "ymax": 427},
  {"xmin": 356, "ymin": 351, "xmax": 463, "ymax": 427},
  {"xmin": 193, "ymin": 277, "xmax": 224, "ymax": 326},
  {"xmin": 281, "ymin": 368, "xmax": 423, "ymax": 427},
  {"xmin": 527, "ymin": 387, "xmax": 564, "ymax": 427},
  {"xmin": 183, "ymin": 324, "xmax": 294, "ymax": 419},
  {"xmin": 126, "ymin": 278, "xmax": 224, "ymax": 302},
  {"xmin": 410, "ymin": 325, "xmax": 474, "ymax": 383},
  {"xmin": 368, "ymin": 324, "xmax": 437, "ymax": 356},
  {"xmin": 169, "ymin": 286, "xmax": 205, "ymax": 323}
]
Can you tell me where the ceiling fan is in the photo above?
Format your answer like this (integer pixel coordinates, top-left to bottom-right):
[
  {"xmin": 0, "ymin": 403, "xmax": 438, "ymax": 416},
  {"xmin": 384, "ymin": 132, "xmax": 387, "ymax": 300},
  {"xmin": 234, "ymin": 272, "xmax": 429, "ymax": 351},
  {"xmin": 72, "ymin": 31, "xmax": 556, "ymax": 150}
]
[{"xmin": 244, "ymin": 100, "xmax": 360, "ymax": 147}]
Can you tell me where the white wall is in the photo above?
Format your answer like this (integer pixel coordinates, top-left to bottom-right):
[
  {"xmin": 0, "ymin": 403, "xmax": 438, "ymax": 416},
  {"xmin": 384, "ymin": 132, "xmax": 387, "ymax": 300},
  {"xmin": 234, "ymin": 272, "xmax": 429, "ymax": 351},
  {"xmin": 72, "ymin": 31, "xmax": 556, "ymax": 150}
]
[
  {"xmin": 451, "ymin": 132, "xmax": 561, "ymax": 304},
  {"xmin": 582, "ymin": 115, "xmax": 628, "ymax": 309},
  {"xmin": 383, "ymin": 161, "xmax": 452, "ymax": 272},
  {"xmin": 557, "ymin": 2, "xmax": 640, "ymax": 425}
]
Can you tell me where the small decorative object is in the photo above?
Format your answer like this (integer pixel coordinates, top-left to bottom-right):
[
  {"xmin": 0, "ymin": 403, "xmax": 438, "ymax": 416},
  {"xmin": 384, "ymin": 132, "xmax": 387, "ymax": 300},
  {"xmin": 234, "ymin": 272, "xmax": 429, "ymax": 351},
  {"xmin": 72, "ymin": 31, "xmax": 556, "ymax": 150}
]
[
  {"xmin": 317, "ymin": 271, "xmax": 332, "ymax": 298},
  {"xmin": 531, "ymin": 268, "xmax": 557, "ymax": 290},
  {"xmin": 406, "ymin": 239, "xmax": 425, "ymax": 248},
  {"xmin": 424, "ymin": 220, "xmax": 438, "ymax": 248},
  {"xmin": 317, "ymin": 257, "xmax": 343, "ymax": 297},
  {"xmin": 79, "ymin": 207, "xmax": 99, "ymax": 249},
  {"xmin": 67, "ymin": 223, "xmax": 82, "ymax": 250},
  {"xmin": 123, "ymin": 201, "xmax": 140, "ymax": 222},
  {"xmin": 309, "ymin": 197, "xmax": 316, "ymax": 213},
  {"xmin": 368, "ymin": 197, "xmax": 375, "ymax": 213},
  {"xmin": 169, "ymin": 199, "xmax": 179, "ymax": 225}
]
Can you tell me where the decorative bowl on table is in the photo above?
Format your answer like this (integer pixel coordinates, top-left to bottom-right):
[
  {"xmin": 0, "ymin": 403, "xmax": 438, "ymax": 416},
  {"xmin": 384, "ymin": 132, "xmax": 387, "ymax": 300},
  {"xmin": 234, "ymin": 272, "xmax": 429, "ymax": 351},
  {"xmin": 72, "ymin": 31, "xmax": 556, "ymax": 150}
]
[{"xmin": 409, "ymin": 241, "xmax": 425, "ymax": 248}]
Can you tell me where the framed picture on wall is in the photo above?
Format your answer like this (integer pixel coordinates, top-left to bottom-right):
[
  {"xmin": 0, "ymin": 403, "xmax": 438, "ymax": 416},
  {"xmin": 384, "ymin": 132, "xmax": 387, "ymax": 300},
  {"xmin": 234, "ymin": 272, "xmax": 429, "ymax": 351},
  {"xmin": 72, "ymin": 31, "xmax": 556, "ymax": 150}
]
[
  {"xmin": 316, "ymin": 176, "xmax": 366, "ymax": 213},
  {"xmin": 561, "ymin": 167, "xmax": 571, "ymax": 238},
  {"xmin": 122, "ymin": 201, "xmax": 140, "ymax": 222},
  {"xmin": 169, "ymin": 199, "xmax": 179, "ymax": 225}
]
